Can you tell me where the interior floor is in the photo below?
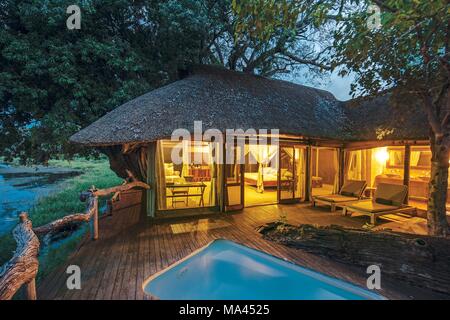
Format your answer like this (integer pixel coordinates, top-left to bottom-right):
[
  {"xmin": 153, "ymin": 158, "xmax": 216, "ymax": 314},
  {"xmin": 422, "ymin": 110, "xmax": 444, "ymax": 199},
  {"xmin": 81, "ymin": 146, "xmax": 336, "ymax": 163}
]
[{"xmin": 244, "ymin": 184, "xmax": 277, "ymax": 207}]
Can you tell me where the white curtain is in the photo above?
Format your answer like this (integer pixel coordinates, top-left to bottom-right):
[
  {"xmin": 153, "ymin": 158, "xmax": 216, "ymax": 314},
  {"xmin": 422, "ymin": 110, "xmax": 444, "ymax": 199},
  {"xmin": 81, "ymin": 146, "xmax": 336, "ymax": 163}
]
[
  {"xmin": 295, "ymin": 148, "xmax": 305, "ymax": 199},
  {"xmin": 410, "ymin": 151, "xmax": 421, "ymax": 167},
  {"xmin": 248, "ymin": 144, "xmax": 278, "ymax": 193},
  {"xmin": 283, "ymin": 147, "xmax": 305, "ymax": 199},
  {"xmin": 155, "ymin": 140, "xmax": 167, "ymax": 210},
  {"xmin": 208, "ymin": 143, "xmax": 216, "ymax": 206},
  {"xmin": 332, "ymin": 149, "xmax": 340, "ymax": 193},
  {"xmin": 347, "ymin": 150, "xmax": 367, "ymax": 181},
  {"xmin": 181, "ymin": 140, "xmax": 190, "ymax": 178}
]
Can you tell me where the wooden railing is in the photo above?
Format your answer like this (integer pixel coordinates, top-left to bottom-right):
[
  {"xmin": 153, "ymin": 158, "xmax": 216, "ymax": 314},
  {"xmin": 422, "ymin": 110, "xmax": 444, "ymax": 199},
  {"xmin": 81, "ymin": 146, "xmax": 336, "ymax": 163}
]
[{"xmin": 0, "ymin": 178, "xmax": 149, "ymax": 300}]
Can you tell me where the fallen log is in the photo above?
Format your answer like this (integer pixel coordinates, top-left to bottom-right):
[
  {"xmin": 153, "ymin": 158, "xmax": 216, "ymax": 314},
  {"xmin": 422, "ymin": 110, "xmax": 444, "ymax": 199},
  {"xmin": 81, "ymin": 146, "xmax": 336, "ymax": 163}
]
[
  {"xmin": 0, "ymin": 213, "xmax": 40, "ymax": 300},
  {"xmin": 259, "ymin": 223, "xmax": 450, "ymax": 295}
]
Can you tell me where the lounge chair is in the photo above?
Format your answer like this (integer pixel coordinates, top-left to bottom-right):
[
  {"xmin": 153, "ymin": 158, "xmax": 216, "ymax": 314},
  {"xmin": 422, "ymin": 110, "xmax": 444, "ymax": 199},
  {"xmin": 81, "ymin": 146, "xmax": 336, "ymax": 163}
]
[
  {"xmin": 312, "ymin": 180, "xmax": 367, "ymax": 212},
  {"xmin": 342, "ymin": 183, "xmax": 413, "ymax": 225}
]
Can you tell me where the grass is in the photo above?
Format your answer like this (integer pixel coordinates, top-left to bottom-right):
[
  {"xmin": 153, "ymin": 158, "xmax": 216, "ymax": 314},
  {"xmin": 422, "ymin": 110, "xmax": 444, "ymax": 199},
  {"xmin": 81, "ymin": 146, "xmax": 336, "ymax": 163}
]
[{"xmin": 0, "ymin": 158, "xmax": 122, "ymax": 287}]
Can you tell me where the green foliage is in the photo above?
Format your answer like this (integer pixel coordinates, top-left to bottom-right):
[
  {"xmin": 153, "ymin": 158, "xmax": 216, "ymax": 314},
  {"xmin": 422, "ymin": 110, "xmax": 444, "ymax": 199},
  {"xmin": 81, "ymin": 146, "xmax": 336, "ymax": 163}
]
[
  {"xmin": 0, "ymin": 0, "xmax": 211, "ymax": 164},
  {"xmin": 332, "ymin": 0, "xmax": 449, "ymax": 99},
  {"xmin": 1, "ymin": 0, "xmax": 339, "ymax": 164},
  {"xmin": 0, "ymin": 159, "xmax": 121, "ymax": 282}
]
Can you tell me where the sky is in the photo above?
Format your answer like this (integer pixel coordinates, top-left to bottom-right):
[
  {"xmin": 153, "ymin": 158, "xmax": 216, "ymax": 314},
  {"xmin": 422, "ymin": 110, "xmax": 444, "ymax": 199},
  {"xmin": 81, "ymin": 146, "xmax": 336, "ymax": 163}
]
[
  {"xmin": 290, "ymin": 68, "xmax": 356, "ymax": 101},
  {"xmin": 317, "ymin": 70, "xmax": 356, "ymax": 101}
]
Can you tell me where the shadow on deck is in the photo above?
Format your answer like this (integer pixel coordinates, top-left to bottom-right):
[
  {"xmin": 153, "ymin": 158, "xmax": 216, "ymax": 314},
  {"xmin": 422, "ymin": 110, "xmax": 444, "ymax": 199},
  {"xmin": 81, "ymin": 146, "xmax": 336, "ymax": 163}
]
[{"xmin": 37, "ymin": 203, "xmax": 443, "ymax": 300}]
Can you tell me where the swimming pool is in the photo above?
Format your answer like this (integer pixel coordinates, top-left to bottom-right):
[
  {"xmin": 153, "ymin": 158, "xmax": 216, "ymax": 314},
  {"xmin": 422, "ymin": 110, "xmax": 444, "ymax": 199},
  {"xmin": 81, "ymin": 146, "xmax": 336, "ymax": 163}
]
[{"xmin": 142, "ymin": 239, "xmax": 385, "ymax": 300}]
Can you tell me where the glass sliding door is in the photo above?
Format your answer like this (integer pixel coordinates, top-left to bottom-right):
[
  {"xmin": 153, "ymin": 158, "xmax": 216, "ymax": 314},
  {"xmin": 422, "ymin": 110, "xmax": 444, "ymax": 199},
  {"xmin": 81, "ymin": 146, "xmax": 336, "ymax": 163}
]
[
  {"xmin": 279, "ymin": 145, "xmax": 306, "ymax": 202},
  {"xmin": 243, "ymin": 143, "xmax": 279, "ymax": 207},
  {"xmin": 156, "ymin": 140, "xmax": 217, "ymax": 210},
  {"xmin": 224, "ymin": 141, "xmax": 244, "ymax": 211}
]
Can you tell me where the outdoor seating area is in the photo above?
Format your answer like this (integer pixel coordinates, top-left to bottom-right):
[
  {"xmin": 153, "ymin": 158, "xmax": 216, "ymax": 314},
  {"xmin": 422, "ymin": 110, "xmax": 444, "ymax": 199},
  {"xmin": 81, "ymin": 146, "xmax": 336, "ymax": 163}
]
[
  {"xmin": 313, "ymin": 181, "xmax": 415, "ymax": 225},
  {"xmin": 313, "ymin": 180, "xmax": 367, "ymax": 212}
]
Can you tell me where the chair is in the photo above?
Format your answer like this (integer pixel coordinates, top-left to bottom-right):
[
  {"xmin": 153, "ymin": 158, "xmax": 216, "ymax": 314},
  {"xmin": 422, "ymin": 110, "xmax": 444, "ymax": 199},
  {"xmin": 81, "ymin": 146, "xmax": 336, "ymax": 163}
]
[
  {"xmin": 171, "ymin": 177, "xmax": 189, "ymax": 208},
  {"xmin": 343, "ymin": 183, "xmax": 413, "ymax": 224},
  {"xmin": 313, "ymin": 180, "xmax": 367, "ymax": 212}
]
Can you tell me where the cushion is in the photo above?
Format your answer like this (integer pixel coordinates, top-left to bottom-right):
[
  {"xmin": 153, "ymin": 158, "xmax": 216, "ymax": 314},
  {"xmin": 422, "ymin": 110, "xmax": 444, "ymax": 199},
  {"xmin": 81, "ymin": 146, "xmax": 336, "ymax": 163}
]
[
  {"xmin": 315, "ymin": 194, "xmax": 358, "ymax": 203},
  {"xmin": 340, "ymin": 191, "xmax": 354, "ymax": 197},
  {"xmin": 374, "ymin": 183, "xmax": 408, "ymax": 206},
  {"xmin": 340, "ymin": 180, "xmax": 366, "ymax": 197},
  {"xmin": 347, "ymin": 200, "xmax": 400, "ymax": 213},
  {"xmin": 375, "ymin": 197, "xmax": 393, "ymax": 205}
]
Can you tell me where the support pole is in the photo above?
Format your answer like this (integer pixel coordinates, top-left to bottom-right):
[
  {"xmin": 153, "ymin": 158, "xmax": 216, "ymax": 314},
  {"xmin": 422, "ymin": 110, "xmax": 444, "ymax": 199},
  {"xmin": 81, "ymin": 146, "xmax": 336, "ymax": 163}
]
[
  {"xmin": 305, "ymin": 145, "xmax": 312, "ymax": 202},
  {"xmin": 146, "ymin": 142, "xmax": 156, "ymax": 217},
  {"xmin": 338, "ymin": 148, "xmax": 345, "ymax": 190},
  {"xmin": 403, "ymin": 145, "xmax": 411, "ymax": 205}
]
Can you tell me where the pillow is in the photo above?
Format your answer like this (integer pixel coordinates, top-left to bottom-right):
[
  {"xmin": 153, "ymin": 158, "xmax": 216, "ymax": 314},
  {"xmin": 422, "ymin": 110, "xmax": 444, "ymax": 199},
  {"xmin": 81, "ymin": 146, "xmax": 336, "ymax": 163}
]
[
  {"xmin": 375, "ymin": 198, "xmax": 393, "ymax": 205},
  {"xmin": 262, "ymin": 167, "xmax": 275, "ymax": 176},
  {"xmin": 341, "ymin": 191, "xmax": 354, "ymax": 197},
  {"xmin": 284, "ymin": 171, "xmax": 293, "ymax": 179},
  {"xmin": 164, "ymin": 163, "xmax": 174, "ymax": 176}
]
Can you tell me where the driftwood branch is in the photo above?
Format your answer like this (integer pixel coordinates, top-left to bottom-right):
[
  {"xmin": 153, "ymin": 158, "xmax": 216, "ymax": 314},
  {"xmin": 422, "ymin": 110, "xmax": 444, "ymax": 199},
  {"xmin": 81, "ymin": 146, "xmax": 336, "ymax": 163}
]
[
  {"xmin": 33, "ymin": 180, "xmax": 149, "ymax": 238},
  {"xmin": 93, "ymin": 180, "xmax": 149, "ymax": 197},
  {"xmin": 33, "ymin": 193, "xmax": 98, "ymax": 237},
  {"xmin": 0, "ymin": 213, "xmax": 39, "ymax": 300},
  {"xmin": 260, "ymin": 223, "xmax": 450, "ymax": 295},
  {"xmin": 0, "ymin": 180, "xmax": 150, "ymax": 300}
]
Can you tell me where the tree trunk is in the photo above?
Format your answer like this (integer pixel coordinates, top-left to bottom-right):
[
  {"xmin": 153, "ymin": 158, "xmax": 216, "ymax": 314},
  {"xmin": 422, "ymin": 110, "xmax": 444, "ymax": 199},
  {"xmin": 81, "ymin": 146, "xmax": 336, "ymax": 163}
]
[
  {"xmin": 259, "ymin": 223, "xmax": 450, "ymax": 295},
  {"xmin": 427, "ymin": 136, "xmax": 449, "ymax": 236}
]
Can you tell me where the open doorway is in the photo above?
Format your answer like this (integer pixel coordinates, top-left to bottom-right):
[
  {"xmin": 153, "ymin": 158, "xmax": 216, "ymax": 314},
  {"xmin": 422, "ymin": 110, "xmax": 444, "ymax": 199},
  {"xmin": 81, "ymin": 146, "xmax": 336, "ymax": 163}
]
[
  {"xmin": 244, "ymin": 144, "xmax": 278, "ymax": 207},
  {"xmin": 311, "ymin": 147, "xmax": 339, "ymax": 196}
]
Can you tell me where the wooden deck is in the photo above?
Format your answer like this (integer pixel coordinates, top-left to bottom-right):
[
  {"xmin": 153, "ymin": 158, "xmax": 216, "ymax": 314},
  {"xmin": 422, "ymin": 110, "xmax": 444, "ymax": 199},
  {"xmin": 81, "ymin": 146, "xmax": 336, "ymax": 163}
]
[{"xmin": 37, "ymin": 203, "xmax": 442, "ymax": 300}]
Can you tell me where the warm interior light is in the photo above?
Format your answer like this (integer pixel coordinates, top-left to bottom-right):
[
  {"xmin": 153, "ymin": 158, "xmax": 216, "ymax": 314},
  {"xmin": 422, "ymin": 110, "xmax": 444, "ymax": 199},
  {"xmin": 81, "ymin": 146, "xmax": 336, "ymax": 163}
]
[{"xmin": 375, "ymin": 147, "xmax": 389, "ymax": 164}]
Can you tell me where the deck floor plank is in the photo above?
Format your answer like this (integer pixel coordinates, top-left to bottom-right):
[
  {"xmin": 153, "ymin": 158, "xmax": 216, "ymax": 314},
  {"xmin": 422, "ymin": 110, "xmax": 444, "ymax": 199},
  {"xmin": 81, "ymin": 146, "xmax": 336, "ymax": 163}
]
[{"xmin": 38, "ymin": 203, "xmax": 437, "ymax": 300}]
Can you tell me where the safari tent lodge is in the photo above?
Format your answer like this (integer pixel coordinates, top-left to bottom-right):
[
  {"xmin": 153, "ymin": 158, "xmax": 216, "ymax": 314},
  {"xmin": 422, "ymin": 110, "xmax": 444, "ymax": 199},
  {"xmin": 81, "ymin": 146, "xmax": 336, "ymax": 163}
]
[{"xmin": 70, "ymin": 65, "xmax": 436, "ymax": 222}]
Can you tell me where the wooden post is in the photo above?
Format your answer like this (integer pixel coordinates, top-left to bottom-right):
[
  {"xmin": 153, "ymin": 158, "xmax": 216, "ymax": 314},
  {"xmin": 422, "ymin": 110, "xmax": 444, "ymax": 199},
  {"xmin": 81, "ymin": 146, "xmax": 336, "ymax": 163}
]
[
  {"xmin": 25, "ymin": 278, "xmax": 36, "ymax": 300},
  {"xmin": 219, "ymin": 141, "xmax": 226, "ymax": 212},
  {"xmin": 403, "ymin": 145, "xmax": 411, "ymax": 205},
  {"xmin": 90, "ymin": 194, "xmax": 99, "ymax": 240},
  {"xmin": 146, "ymin": 142, "xmax": 156, "ymax": 217},
  {"xmin": 305, "ymin": 145, "xmax": 312, "ymax": 202},
  {"xmin": 338, "ymin": 148, "xmax": 345, "ymax": 190}
]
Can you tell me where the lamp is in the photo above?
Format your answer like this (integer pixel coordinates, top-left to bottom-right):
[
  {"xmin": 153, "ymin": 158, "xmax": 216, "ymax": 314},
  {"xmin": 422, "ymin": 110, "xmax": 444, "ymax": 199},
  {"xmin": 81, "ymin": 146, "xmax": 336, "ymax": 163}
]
[{"xmin": 375, "ymin": 147, "xmax": 389, "ymax": 165}]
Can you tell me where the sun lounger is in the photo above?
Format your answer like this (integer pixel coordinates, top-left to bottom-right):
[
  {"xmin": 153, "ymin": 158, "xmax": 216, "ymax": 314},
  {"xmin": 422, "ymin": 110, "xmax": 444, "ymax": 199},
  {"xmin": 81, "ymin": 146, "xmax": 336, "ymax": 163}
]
[
  {"xmin": 312, "ymin": 180, "xmax": 367, "ymax": 212},
  {"xmin": 342, "ymin": 183, "xmax": 413, "ymax": 224}
]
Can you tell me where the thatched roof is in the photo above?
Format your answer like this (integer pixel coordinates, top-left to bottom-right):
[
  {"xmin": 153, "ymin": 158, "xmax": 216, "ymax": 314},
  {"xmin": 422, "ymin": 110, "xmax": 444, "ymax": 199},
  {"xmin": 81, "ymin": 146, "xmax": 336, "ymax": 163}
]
[
  {"xmin": 70, "ymin": 65, "xmax": 428, "ymax": 146},
  {"xmin": 342, "ymin": 94, "xmax": 428, "ymax": 142}
]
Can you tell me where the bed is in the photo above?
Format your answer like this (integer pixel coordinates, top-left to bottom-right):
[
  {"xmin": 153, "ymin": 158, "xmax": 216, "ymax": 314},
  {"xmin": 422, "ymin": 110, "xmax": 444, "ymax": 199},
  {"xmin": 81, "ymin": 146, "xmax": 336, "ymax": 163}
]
[
  {"xmin": 244, "ymin": 172, "xmax": 278, "ymax": 187},
  {"xmin": 244, "ymin": 168, "xmax": 293, "ymax": 188}
]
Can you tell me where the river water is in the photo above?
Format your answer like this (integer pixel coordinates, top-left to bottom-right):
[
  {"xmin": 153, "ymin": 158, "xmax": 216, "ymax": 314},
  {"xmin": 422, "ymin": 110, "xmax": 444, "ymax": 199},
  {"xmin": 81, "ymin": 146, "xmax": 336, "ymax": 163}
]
[{"xmin": 0, "ymin": 163, "xmax": 81, "ymax": 235}]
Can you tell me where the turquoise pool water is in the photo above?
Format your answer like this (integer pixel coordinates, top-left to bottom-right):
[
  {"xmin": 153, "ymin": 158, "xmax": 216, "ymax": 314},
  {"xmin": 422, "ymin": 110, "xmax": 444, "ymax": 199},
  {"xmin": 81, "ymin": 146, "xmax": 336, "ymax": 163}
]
[{"xmin": 143, "ymin": 239, "xmax": 385, "ymax": 300}]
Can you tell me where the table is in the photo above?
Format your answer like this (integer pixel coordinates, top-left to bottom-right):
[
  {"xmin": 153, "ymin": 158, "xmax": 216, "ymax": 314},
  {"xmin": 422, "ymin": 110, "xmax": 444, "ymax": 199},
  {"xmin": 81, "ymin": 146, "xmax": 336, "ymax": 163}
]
[{"xmin": 166, "ymin": 182, "xmax": 207, "ymax": 207}]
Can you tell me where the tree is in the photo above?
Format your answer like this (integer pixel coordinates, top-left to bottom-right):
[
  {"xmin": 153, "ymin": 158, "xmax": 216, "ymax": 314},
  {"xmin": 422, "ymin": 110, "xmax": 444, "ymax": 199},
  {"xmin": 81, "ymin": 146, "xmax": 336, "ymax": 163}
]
[
  {"xmin": 1, "ymin": 0, "xmax": 334, "ymax": 164},
  {"xmin": 332, "ymin": 0, "xmax": 449, "ymax": 236},
  {"xmin": 0, "ymin": 0, "xmax": 210, "ymax": 164},
  {"xmin": 234, "ymin": 0, "xmax": 450, "ymax": 236}
]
